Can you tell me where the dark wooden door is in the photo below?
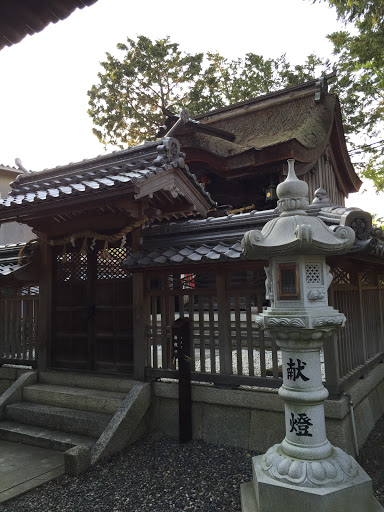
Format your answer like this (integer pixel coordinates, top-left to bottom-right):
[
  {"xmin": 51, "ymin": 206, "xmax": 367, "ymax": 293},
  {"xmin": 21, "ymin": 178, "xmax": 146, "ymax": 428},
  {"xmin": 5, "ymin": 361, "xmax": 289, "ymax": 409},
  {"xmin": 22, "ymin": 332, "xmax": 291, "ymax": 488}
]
[
  {"xmin": 94, "ymin": 247, "xmax": 133, "ymax": 372},
  {"xmin": 52, "ymin": 244, "xmax": 133, "ymax": 372}
]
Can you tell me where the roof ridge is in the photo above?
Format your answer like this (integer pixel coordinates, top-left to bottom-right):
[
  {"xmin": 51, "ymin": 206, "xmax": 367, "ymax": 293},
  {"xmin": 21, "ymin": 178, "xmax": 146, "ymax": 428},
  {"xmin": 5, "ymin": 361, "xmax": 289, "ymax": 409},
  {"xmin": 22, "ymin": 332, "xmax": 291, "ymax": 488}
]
[{"xmin": 193, "ymin": 73, "xmax": 336, "ymax": 120}]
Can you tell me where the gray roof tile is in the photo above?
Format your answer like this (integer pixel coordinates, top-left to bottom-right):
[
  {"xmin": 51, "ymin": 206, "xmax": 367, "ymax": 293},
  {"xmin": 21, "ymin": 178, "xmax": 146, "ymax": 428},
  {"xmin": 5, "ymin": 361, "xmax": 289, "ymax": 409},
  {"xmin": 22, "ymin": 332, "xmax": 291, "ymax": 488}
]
[
  {"xmin": 122, "ymin": 240, "xmax": 246, "ymax": 269},
  {"xmin": 0, "ymin": 242, "xmax": 36, "ymax": 278},
  {"xmin": 0, "ymin": 138, "xmax": 215, "ymax": 217},
  {"xmin": 122, "ymin": 201, "xmax": 384, "ymax": 270}
]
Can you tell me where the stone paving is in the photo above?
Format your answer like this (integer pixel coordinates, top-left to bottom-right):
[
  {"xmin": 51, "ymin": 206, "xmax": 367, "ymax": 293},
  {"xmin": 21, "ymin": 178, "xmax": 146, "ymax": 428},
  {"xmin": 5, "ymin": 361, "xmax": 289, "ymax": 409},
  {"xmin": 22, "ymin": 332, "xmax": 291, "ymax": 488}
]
[{"xmin": 0, "ymin": 440, "xmax": 64, "ymax": 504}]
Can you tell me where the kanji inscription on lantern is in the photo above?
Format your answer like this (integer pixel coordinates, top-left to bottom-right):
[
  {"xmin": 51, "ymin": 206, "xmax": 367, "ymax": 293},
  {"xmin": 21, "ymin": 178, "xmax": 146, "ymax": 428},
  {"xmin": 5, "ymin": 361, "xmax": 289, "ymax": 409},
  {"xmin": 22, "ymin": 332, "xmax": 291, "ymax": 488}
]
[
  {"xmin": 290, "ymin": 413, "xmax": 313, "ymax": 437},
  {"xmin": 287, "ymin": 358, "xmax": 310, "ymax": 382}
]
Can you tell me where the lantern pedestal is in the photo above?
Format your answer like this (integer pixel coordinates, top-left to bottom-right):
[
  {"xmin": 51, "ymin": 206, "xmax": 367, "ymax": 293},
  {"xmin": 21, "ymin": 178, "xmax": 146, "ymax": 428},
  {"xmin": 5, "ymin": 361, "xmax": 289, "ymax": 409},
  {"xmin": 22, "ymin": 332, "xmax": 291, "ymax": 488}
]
[
  {"xmin": 240, "ymin": 160, "xmax": 383, "ymax": 512},
  {"xmin": 240, "ymin": 329, "xmax": 383, "ymax": 512},
  {"xmin": 241, "ymin": 461, "xmax": 382, "ymax": 512}
]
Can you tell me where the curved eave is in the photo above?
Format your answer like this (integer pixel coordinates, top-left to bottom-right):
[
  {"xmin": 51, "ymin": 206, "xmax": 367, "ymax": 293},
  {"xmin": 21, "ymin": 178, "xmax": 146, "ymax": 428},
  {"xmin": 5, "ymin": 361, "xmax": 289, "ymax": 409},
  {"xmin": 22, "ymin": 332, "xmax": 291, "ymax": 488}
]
[
  {"xmin": 329, "ymin": 98, "xmax": 362, "ymax": 195},
  {"xmin": 183, "ymin": 137, "xmax": 331, "ymax": 177},
  {"xmin": 0, "ymin": 182, "xmax": 134, "ymax": 223}
]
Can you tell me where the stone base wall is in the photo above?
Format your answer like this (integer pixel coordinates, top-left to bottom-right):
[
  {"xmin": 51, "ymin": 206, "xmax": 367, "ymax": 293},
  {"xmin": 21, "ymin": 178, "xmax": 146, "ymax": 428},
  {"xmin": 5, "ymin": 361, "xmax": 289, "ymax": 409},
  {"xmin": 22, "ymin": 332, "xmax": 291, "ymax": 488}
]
[
  {"xmin": 1, "ymin": 363, "xmax": 383, "ymax": 457},
  {"xmin": 151, "ymin": 363, "xmax": 384, "ymax": 456},
  {"xmin": 0, "ymin": 367, "xmax": 31, "ymax": 395}
]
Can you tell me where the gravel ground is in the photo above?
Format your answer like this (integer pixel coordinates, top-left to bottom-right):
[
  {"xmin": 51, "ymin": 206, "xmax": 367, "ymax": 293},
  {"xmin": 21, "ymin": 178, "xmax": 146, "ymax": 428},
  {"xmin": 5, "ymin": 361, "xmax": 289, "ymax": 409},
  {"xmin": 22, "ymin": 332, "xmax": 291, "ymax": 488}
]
[
  {"xmin": 0, "ymin": 436, "xmax": 258, "ymax": 512},
  {"xmin": 1, "ymin": 414, "xmax": 383, "ymax": 512},
  {"xmin": 357, "ymin": 412, "xmax": 384, "ymax": 506}
]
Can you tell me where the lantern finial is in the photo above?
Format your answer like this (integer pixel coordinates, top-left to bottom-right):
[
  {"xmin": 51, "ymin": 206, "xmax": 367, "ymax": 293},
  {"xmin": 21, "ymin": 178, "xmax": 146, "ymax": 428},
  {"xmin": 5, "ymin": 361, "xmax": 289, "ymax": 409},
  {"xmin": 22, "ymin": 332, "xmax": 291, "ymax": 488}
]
[{"xmin": 277, "ymin": 159, "xmax": 309, "ymax": 216}]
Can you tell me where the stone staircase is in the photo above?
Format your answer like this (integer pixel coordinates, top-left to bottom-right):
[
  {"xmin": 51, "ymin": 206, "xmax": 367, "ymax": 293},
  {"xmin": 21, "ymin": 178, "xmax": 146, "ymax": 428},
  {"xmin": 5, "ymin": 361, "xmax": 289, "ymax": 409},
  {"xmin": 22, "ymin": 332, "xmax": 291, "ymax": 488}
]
[{"xmin": 0, "ymin": 371, "xmax": 151, "ymax": 474}]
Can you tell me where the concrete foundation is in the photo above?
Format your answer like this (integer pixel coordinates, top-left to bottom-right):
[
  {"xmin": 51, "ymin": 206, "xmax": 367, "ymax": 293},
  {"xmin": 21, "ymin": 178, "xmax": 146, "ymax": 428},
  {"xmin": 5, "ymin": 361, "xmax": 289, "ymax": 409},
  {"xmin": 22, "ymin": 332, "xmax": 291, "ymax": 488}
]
[
  {"xmin": 2, "ymin": 363, "xmax": 384, "ymax": 457},
  {"xmin": 151, "ymin": 363, "xmax": 384, "ymax": 456}
]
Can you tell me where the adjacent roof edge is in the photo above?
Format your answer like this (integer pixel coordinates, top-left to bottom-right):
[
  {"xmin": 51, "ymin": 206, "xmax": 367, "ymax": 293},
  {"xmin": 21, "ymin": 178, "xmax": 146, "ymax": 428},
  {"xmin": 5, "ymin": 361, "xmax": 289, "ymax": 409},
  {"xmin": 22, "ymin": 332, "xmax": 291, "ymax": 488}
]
[
  {"xmin": 0, "ymin": 0, "xmax": 98, "ymax": 51},
  {"xmin": 0, "ymin": 241, "xmax": 37, "ymax": 279},
  {"xmin": 0, "ymin": 165, "xmax": 22, "ymax": 175},
  {"xmin": 122, "ymin": 202, "xmax": 382, "ymax": 270},
  {"xmin": 330, "ymin": 97, "xmax": 363, "ymax": 194},
  {"xmin": 0, "ymin": 138, "xmax": 215, "ymax": 221}
]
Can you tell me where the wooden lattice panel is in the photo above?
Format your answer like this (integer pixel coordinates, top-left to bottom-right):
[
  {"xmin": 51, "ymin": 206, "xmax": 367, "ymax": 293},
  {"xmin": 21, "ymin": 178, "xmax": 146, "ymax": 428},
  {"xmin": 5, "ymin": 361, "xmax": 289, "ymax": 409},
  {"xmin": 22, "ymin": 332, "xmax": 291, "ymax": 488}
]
[
  {"xmin": 96, "ymin": 247, "xmax": 131, "ymax": 280},
  {"xmin": 56, "ymin": 251, "xmax": 87, "ymax": 282},
  {"xmin": 21, "ymin": 285, "xmax": 39, "ymax": 296},
  {"xmin": 360, "ymin": 272, "xmax": 373, "ymax": 286},
  {"xmin": 331, "ymin": 267, "xmax": 351, "ymax": 285},
  {"xmin": 0, "ymin": 284, "xmax": 39, "ymax": 298}
]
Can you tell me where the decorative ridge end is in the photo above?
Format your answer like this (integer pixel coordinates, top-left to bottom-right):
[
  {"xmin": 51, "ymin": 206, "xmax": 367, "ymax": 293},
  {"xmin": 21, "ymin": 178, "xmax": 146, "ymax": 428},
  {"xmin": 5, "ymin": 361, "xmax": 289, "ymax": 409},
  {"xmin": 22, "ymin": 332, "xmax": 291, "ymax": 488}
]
[{"xmin": 153, "ymin": 137, "xmax": 181, "ymax": 167}]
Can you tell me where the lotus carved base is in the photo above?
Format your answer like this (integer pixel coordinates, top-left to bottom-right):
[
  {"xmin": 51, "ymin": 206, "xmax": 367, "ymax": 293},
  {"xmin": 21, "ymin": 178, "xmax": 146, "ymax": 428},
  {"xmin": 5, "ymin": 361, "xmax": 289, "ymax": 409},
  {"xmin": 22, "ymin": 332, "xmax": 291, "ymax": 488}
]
[{"xmin": 261, "ymin": 444, "xmax": 358, "ymax": 487}]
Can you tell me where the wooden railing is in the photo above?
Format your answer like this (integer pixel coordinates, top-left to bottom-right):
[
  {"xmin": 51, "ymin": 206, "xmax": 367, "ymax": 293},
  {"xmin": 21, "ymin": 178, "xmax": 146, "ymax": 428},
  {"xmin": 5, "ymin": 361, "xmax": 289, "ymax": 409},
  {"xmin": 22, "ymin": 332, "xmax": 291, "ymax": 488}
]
[
  {"xmin": 144, "ymin": 267, "xmax": 283, "ymax": 388},
  {"xmin": 325, "ymin": 268, "xmax": 384, "ymax": 394},
  {"xmin": 143, "ymin": 265, "xmax": 384, "ymax": 395},
  {"xmin": 0, "ymin": 285, "xmax": 39, "ymax": 367}
]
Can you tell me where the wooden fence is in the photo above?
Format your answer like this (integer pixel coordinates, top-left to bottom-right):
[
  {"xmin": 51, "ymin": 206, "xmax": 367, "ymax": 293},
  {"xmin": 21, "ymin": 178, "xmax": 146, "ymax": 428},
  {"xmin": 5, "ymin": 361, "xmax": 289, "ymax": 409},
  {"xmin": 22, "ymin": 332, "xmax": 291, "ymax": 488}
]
[
  {"xmin": 1, "ymin": 262, "xmax": 383, "ymax": 394},
  {"xmin": 144, "ymin": 263, "xmax": 384, "ymax": 395},
  {"xmin": 0, "ymin": 285, "xmax": 39, "ymax": 367},
  {"xmin": 325, "ymin": 267, "xmax": 384, "ymax": 394}
]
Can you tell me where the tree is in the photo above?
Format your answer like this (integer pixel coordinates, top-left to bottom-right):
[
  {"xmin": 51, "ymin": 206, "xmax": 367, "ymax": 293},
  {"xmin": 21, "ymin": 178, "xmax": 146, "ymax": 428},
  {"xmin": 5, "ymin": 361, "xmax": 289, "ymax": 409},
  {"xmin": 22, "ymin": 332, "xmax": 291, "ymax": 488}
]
[
  {"xmin": 314, "ymin": 0, "xmax": 384, "ymax": 191},
  {"xmin": 88, "ymin": 36, "xmax": 329, "ymax": 148},
  {"xmin": 87, "ymin": 36, "xmax": 204, "ymax": 148}
]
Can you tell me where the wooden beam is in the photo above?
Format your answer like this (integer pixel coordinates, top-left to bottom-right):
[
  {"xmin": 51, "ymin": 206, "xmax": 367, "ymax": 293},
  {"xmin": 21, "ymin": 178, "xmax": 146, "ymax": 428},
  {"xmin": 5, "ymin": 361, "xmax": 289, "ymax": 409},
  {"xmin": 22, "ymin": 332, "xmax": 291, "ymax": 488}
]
[
  {"xmin": 133, "ymin": 272, "xmax": 146, "ymax": 380},
  {"xmin": 29, "ymin": 212, "xmax": 136, "ymax": 238}
]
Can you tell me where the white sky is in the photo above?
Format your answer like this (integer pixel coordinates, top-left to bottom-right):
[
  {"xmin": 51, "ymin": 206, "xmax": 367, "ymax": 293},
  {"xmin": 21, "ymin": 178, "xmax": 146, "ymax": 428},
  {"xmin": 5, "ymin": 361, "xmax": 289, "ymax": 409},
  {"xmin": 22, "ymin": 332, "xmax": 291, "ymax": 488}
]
[{"xmin": 0, "ymin": 0, "xmax": 383, "ymax": 217}]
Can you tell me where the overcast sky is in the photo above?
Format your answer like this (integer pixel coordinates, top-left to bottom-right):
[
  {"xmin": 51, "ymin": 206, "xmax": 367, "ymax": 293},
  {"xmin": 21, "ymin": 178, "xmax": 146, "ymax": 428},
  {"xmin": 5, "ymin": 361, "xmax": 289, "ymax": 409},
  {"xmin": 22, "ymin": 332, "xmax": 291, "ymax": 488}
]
[{"xmin": 0, "ymin": 0, "xmax": 383, "ymax": 216}]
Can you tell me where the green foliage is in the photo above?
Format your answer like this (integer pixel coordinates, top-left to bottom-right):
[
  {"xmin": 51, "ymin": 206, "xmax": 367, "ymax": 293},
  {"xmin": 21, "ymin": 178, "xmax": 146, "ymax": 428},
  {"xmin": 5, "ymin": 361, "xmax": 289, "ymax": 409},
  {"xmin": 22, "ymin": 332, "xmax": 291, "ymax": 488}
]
[
  {"xmin": 314, "ymin": 0, "xmax": 384, "ymax": 191},
  {"xmin": 88, "ymin": 36, "xmax": 330, "ymax": 148},
  {"xmin": 372, "ymin": 213, "xmax": 384, "ymax": 230},
  {"xmin": 87, "ymin": 36, "xmax": 204, "ymax": 148}
]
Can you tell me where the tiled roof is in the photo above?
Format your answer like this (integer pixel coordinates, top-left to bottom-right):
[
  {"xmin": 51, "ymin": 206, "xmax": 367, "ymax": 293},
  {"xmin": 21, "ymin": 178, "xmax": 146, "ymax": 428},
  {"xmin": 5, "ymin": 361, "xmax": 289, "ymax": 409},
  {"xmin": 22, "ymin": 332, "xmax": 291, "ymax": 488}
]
[
  {"xmin": 0, "ymin": 138, "xmax": 214, "ymax": 219},
  {"xmin": 0, "ymin": 243, "xmax": 34, "ymax": 277},
  {"xmin": 124, "ymin": 241, "xmax": 244, "ymax": 268},
  {"xmin": 0, "ymin": 164, "xmax": 21, "ymax": 174},
  {"xmin": 122, "ymin": 208, "xmax": 278, "ymax": 269},
  {"xmin": 122, "ymin": 203, "xmax": 382, "ymax": 270}
]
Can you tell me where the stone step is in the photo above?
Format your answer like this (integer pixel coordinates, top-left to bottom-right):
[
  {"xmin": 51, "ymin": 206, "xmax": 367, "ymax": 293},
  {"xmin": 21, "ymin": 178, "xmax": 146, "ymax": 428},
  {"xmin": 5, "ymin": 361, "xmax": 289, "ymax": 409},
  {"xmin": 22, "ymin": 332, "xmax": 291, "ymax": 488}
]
[
  {"xmin": 23, "ymin": 384, "xmax": 127, "ymax": 414},
  {"xmin": 38, "ymin": 371, "xmax": 135, "ymax": 394},
  {"xmin": 5, "ymin": 402, "xmax": 112, "ymax": 439},
  {"xmin": 0, "ymin": 421, "xmax": 94, "ymax": 452}
]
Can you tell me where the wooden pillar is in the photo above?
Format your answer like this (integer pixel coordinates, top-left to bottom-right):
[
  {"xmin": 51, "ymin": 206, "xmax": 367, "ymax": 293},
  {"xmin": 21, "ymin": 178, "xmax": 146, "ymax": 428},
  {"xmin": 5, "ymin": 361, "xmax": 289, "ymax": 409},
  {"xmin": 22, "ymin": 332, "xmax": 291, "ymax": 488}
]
[
  {"xmin": 131, "ymin": 227, "xmax": 142, "ymax": 253},
  {"xmin": 324, "ymin": 281, "xmax": 341, "ymax": 395},
  {"xmin": 133, "ymin": 272, "xmax": 146, "ymax": 380},
  {"xmin": 216, "ymin": 268, "xmax": 231, "ymax": 377},
  {"xmin": 38, "ymin": 244, "xmax": 53, "ymax": 371},
  {"xmin": 377, "ymin": 273, "xmax": 384, "ymax": 356},
  {"xmin": 87, "ymin": 249, "xmax": 96, "ymax": 371},
  {"xmin": 357, "ymin": 271, "xmax": 367, "ymax": 364}
]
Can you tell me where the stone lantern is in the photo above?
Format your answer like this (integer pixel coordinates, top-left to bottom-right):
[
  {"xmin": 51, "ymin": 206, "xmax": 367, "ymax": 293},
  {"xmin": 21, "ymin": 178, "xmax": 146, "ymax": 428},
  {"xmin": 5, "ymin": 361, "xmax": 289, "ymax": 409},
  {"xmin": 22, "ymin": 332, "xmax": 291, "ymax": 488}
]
[{"xmin": 240, "ymin": 160, "xmax": 383, "ymax": 512}]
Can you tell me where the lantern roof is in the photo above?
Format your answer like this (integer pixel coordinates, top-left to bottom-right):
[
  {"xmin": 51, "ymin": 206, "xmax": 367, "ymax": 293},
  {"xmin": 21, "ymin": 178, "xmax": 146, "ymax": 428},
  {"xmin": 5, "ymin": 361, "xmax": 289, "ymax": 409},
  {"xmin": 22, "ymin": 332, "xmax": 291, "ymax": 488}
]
[{"xmin": 241, "ymin": 160, "xmax": 356, "ymax": 258}]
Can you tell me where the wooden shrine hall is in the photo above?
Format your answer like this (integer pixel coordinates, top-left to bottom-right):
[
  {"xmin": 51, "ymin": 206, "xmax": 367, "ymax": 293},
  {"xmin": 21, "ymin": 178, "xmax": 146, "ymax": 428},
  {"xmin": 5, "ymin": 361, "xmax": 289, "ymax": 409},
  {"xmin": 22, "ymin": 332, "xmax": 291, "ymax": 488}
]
[
  {"xmin": 0, "ymin": 138, "xmax": 215, "ymax": 373},
  {"xmin": 0, "ymin": 76, "xmax": 383, "ymax": 399}
]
